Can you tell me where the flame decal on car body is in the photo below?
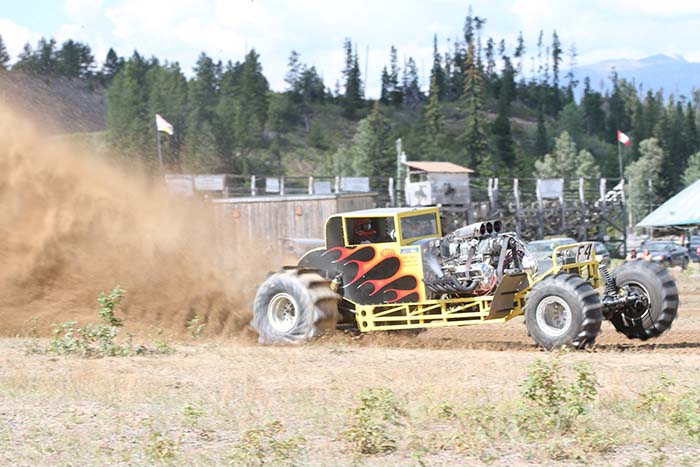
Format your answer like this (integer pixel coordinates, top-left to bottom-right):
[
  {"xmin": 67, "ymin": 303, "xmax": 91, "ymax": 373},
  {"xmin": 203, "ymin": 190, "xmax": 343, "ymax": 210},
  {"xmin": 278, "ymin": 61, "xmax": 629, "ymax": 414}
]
[{"xmin": 321, "ymin": 246, "xmax": 421, "ymax": 303}]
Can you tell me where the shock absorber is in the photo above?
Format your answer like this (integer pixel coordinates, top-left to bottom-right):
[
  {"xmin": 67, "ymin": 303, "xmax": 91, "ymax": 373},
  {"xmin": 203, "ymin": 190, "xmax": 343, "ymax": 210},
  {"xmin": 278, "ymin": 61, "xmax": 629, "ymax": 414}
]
[{"xmin": 599, "ymin": 263, "xmax": 617, "ymax": 295}]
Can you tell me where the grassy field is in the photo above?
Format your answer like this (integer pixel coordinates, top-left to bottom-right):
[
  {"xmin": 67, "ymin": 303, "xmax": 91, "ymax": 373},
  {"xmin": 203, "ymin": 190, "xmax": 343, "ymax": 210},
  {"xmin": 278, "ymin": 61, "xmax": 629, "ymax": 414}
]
[
  {"xmin": 2, "ymin": 269, "xmax": 700, "ymax": 466},
  {"xmin": 2, "ymin": 334, "xmax": 700, "ymax": 466}
]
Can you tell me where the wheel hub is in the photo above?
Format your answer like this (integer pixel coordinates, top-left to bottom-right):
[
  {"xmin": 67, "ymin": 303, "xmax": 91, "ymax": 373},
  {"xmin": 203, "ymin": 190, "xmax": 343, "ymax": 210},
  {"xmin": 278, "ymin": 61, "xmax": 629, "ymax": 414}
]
[
  {"xmin": 535, "ymin": 296, "xmax": 573, "ymax": 337},
  {"xmin": 267, "ymin": 293, "xmax": 299, "ymax": 333},
  {"xmin": 624, "ymin": 283, "xmax": 651, "ymax": 319}
]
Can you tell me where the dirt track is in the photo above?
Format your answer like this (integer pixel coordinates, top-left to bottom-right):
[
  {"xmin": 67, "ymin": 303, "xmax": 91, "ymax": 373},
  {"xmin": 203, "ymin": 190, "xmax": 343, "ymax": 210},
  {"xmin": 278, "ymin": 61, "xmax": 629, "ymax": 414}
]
[
  {"xmin": 318, "ymin": 269, "xmax": 700, "ymax": 354},
  {"xmin": 409, "ymin": 270, "xmax": 700, "ymax": 353}
]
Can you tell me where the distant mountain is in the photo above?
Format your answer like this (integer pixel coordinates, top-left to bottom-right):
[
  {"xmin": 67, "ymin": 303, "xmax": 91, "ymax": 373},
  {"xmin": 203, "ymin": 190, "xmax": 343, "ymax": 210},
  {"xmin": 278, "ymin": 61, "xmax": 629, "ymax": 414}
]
[{"xmin": 574, "ymin": 54, "xmax": 700, "ymax": 98}]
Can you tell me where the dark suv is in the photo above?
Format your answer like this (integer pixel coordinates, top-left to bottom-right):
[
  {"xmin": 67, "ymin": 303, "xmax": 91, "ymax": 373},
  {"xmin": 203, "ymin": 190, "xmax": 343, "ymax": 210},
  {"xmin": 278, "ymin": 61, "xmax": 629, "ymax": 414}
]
[
  {"xmin": 690, "ymin": 235, "xmax": 700, "ymax": 263},
  {"xmin": 641, "ymin": 241, "xmax": 690, "ymax": 269}
]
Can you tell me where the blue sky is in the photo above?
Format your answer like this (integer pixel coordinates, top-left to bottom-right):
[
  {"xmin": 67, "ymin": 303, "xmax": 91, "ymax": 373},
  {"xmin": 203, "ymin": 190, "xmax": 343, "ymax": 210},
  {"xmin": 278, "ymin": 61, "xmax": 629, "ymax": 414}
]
[{"xmin": 2, "ymin": 0, "xmax": 700, "ymax": 97}]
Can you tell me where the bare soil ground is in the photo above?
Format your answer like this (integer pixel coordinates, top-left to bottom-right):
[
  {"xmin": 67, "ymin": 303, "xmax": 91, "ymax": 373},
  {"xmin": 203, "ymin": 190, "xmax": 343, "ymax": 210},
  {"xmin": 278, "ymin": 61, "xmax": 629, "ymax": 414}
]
[
  {"xmin": 1, "ymin": 272, "xmax": 699, "ymax": 466},
  {"xmin": 414, "ymin": 268, "xmax": 700, "ymax": 353}
]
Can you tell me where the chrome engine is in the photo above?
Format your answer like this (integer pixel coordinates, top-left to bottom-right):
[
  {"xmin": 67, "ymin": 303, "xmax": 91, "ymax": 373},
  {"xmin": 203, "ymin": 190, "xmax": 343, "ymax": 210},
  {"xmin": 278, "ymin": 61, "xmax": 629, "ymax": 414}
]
[{"xmin": 418, "ymin": 220, "xmax": 535, "ymax": 297}]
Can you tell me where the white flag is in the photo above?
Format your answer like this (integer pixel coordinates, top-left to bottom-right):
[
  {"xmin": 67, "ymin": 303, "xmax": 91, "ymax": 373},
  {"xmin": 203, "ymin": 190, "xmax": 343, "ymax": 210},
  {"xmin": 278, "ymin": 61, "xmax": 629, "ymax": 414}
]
[{"xmin": 155, "ymin": 114, "xmax": 174, "ymax": 135}]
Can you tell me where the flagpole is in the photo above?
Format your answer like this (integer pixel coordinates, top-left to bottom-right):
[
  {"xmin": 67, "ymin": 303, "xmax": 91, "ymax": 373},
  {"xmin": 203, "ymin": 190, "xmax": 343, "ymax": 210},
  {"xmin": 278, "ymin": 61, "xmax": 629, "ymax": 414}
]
[
  {"xmin": 618, "ymin": 138, "xmax": 628, "ymax": 257},
  {"xmin": 156, "ymin": 127, "xmax": 163, "ymax": 171}
]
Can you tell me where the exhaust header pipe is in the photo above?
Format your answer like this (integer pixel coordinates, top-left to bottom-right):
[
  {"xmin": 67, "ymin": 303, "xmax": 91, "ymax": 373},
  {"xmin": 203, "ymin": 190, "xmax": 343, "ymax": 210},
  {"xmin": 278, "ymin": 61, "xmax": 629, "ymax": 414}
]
[{"xmin": 453, "ymin": 220, "xmax": 502, "ymax": 239}]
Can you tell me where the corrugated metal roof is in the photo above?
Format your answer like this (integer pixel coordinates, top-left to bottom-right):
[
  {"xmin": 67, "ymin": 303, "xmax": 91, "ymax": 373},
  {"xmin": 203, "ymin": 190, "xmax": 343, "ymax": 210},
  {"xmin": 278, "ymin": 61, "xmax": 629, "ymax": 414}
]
[
  {"xmin": 637, "ymin": 179, "xmax": 700, "ymax": 227},
  {"xmin": 403, "ymin": 161, "xmax": 474, "ymax": 173}
]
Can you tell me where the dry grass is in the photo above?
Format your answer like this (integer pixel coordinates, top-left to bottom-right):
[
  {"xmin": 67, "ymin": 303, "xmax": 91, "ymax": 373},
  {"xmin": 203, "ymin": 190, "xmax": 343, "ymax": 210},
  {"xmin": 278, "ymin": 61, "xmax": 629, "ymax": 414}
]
[{"xmin": 2, "ymin": 335, "xmax": 700, "ymax": 466}]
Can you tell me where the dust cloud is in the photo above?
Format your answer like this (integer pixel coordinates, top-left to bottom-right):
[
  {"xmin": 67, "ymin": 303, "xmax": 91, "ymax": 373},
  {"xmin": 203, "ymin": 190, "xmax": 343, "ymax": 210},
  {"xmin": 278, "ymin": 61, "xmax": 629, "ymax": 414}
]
[{"xmin": 0, "ymin": 105, "xmax": 267, "ymax": 338}]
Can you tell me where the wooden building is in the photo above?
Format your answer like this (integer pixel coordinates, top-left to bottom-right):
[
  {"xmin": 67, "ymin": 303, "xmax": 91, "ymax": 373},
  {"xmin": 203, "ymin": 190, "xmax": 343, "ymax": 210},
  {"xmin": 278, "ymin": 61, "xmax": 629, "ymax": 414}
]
[
  {"xmin": 212, "ymin": 193, "xmax": 376, "ymax": 265},
  {"xmin": 403, "ymin": 161, "xmax": 474, "ymax": 207}
]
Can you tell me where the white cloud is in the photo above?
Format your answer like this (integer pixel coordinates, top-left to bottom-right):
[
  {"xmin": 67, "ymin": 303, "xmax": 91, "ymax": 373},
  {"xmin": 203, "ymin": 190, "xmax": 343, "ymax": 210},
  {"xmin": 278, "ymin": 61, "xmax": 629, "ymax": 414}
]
[
  {"xmin": 0, "ymin": 18, "xmax": 42, "ymax": 60},
  {"xmin": 6, "ymin": 0, "xmax": 700, "ymax": 96},
  {"xmin": 65, "ymin": 0, "xmax": 103, "ymax": 22}
]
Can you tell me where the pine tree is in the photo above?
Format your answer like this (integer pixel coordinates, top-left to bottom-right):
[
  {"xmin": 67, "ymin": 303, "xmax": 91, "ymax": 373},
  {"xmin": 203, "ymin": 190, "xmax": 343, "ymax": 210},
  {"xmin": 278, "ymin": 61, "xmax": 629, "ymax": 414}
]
[
  {"xmin": 550, "ymin": 31, "xmax": 563, "ymax": 113},
  {"xmin": 284, "ymin": 50, "xmax": 302, "ymax": 93},
  {"xmin": 106, "ymin": 52, "xmax": 151, "ymax": 163},
  {"xmin": 0, "ymin": 34, "xmax": 10, "ymax": 69},
  {"xmin": 558, "ymin": 102, "xmax": 585, "ymax": 145},
  {"xmin": 234, "ymin": 49, "xmax": 271, "ymax": 172},
  {"xmin": 102, "ymin": 48, "xmax": 124, "ymax": 84},
  {"xmin": 606, "ymin": 70, "xmax": 630, "ymax": 142},
  {"xmin": 484, "ymin": 37, "xmax": 496, "ymax": 80},
  {"xmin": 36, "ymin": 37, "xmax": 58, "ymax": 76},
  {"xmin": 430, "ymin": 34, "xmax": 446, "ymax": 101},
  {"xmin": 402, "ymin": 57, "xmax": 422, "ymax": 109},
  {"xmin": 491, "ymin": 58, "xmax": 515, "ymax": 171},
  {"xmin": 514, "ymin": 31, "xmax": 525, "ymax": 80},
  {"xmin": 534, "ymin": 104, "xmax": 549, "ymax": 156},
  {"xmin": 685, "ymin": 102, "xmax": 699, "ymax": 154},
  {"xmin": 13, "ymin": 42, "xmax": 39, "ymax": 73},
  {"xmin": 536, "ymin": 31, "xmax": 544, "ymax": 83},
  {"xmin": 564, "ymin": 43, "xmax": 578, "ymax": 104},
  {"xmin": 380, "ymin": 67, "xmax": 391, "ymax": 104},
  {"xmin": 423, "ymin": 71, "xmax": 445, "ymax": 160},
  {"xmin": 450, "ymin": 40, "xmax": 465, "ymax": 100},
  {"xmin": 474, "ymin": 16, "xmax": 486, "ymax": 69},
  {"xmin": 682, "ymin": 152, "xmax": 700, "ymax": 187},
  {"xmin": 388, "ymin": 46, "xmax": 402, "ymax": 106},
  {"xmin": 581, "ymin": 77, "xmax": 606, "ymax": 137},
  {"xmin": 626, "ymin": 138, "xmax": 664, "ymax": 223},
  {"xmin": 463, "ymin": 7, "xmax": 474, "ymax": 46},
  {"xmin": 183, "ymin": 53, "xmax": 222, "ymax": 171},
  {"xmin": 341, "ymin": 38, "xmax": 363, "ymax": 119},
  {"xmin": 56, "ymin": 39, "xmax": 94, "ymax": 79},
  {"xmin": 462, "ymin": 42, "xmax": 489, "ymax": 171},
  {"xmin": 641, "ymin": 90, "xmax": 662, "ymax": 143},
  {"xmin": 217, "ymin": 60, "xmax": 243, "ymax": 170}
]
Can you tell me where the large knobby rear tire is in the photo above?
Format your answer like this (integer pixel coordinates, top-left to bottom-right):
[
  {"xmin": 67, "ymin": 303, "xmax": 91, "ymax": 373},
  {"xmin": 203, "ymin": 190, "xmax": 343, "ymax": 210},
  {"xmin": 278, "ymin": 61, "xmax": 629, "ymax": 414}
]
[
  {"xmin": 610, "ymin": 261, "xmax": 679, "ymax": 340},
  {"xmin": 252, "ymin": 269, "xmax": 340, "ymax": 344},
  {"xmin": 525, "ymin": 273, "xmax": 603, "ymax": 350}
]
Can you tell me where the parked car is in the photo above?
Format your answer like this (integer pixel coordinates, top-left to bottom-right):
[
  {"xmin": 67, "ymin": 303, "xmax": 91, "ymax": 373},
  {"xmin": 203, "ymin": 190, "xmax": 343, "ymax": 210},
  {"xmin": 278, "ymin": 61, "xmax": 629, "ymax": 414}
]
[
  {"xmin": 689, "ymin": 235, "xmax": 700, "ymax": 263},
  {"xmin": 592, "ymin": 241, "xmax": 611, "ymax": 266},
  {"xmin": 527, "ymin": 237, "xmax": 578, "ymax": 274},
  {"xmin": 641, "ymin": 240, "xmax": 689, "ymax": 269}
]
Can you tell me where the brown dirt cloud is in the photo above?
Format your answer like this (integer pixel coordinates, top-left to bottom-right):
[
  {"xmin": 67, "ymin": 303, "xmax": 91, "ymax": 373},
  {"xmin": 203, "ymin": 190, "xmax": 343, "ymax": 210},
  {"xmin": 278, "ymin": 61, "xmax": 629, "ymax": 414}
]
[{"xmin": 0, "ymin": 105, "xmax": 266, "ymax": 338}]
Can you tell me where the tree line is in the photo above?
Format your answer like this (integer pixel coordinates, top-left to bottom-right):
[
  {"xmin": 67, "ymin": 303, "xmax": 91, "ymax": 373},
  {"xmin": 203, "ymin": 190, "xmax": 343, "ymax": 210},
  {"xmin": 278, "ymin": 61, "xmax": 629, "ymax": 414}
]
[{"xmin": 1, "ymin": 6, "xmax": 700, "ymax": 223}]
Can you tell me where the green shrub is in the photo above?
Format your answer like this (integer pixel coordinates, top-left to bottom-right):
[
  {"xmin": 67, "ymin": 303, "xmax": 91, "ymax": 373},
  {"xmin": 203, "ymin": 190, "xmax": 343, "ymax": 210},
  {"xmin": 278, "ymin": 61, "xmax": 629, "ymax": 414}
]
[
  {"xmin": 186, "ymin": 315, "xmax": 206, "ymax": 339},
  {"xmin": 145, "ymin": 430, "xmax": 178, "ymax": 465},
  {"xmin": 47, "ymin": 286, "xmax": 130, "ymax": 357},
  {"xmin": 97, "ymin": 286, "xmax": 125, "ymax": 327},
  {"xmin": 518, "ymin": 356, "xmax": 598, "ymax": 435},
  {"xmin": 46, "ymin": 286, "xmax": 174, "ymax": 358},
  {"xmin": 182, "ymin": 402, "xmax": 205, "ymax": 428},
  {"xmin": 229, "ymin": 421, "xmax": 306, "ymax": 467},
  {"xmin": 342, "ymin": 387, "xmax": 406, "ymax": 455},
  {"xmin": 639, "ymin": 376, "xmax": 700, "ymax": 440},
  {"xmin": 151, "ymin": 328, "xmax": 176, "ymax": 355}
]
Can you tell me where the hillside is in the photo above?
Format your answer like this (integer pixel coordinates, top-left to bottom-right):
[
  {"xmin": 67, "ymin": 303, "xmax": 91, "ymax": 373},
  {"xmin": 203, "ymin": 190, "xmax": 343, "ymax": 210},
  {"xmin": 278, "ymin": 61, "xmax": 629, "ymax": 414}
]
[{"xmin": 0, "ymin": 70, "xmax": 106, "ymax": 134}]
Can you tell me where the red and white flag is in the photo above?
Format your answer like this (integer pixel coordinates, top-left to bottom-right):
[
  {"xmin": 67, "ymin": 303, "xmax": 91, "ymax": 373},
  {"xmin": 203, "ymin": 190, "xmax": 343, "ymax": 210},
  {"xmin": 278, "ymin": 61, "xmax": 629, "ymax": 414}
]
[{"xmin": 617, "ymin": 130, "xmax": 631, "ymax": 146}]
